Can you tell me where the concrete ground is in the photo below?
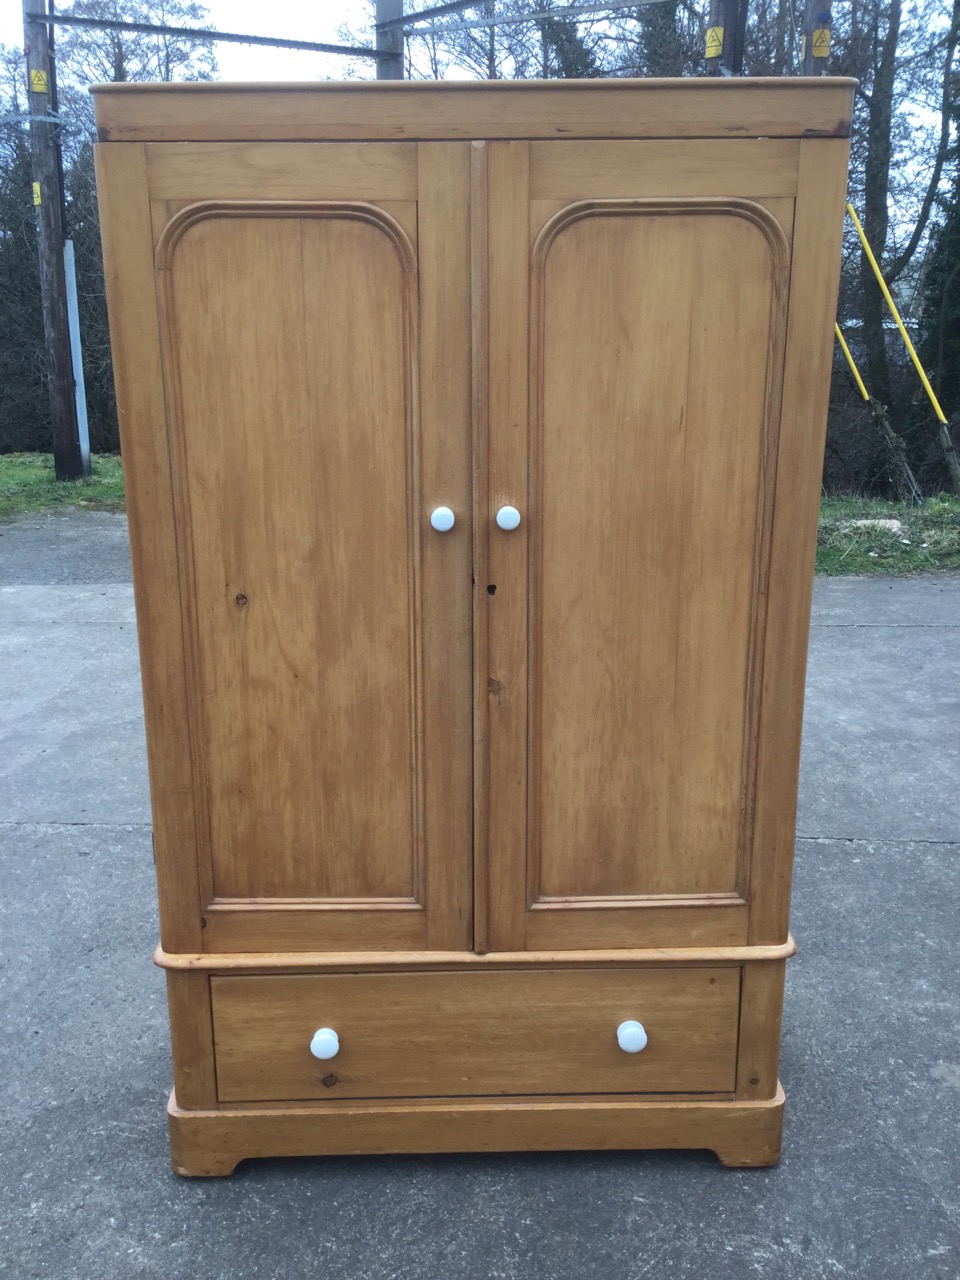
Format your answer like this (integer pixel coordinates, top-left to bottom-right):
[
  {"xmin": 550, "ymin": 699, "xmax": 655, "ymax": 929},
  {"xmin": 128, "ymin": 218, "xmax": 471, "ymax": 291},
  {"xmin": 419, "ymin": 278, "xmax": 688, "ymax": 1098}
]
[{"xmin": 1, "ymin": 509, "xmax": 958, "ymax": 1280}]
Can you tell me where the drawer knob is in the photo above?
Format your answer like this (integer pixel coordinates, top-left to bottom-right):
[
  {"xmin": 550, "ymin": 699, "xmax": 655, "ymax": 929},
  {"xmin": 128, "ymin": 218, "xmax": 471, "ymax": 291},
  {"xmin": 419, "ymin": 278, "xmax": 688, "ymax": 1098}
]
[
  {"xmin": 616, "ymin": 1020, "xmax": 648, "ymax": 1053},
  {"xmin": 495, "ymin": 505, "xmax": 521, "ymax": 531},
  {"xmin": 430, "ymin": 506, "xmax": 456, "ymax": 532},
  {"xmin": 309, "ymin": 1027, "xmax": 340, "ymax": 1060}
]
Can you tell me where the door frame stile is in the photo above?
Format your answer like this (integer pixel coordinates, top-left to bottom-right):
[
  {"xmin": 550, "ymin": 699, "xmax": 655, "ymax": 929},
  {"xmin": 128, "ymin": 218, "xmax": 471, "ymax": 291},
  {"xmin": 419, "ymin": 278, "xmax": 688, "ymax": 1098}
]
[
  {"xmin": 479, "ymin": 141, "xmax": 533, "ymax": 954},
  {"xmin": 471, "ymin": 139, "xmax": 491, "ymax": 955}
]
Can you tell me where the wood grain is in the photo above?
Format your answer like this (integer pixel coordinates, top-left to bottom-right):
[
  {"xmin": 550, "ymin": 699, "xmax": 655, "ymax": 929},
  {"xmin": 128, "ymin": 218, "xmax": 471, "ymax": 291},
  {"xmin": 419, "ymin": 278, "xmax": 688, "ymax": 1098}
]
[
  {"xmin": 735, "ymin": 959, "xmax": 786, "ymax": 1101},
  {"xmin": 416, "ymin": 144, "xmax": 475, "ymax": 950},
  {"xmin": 531, "ymin": 200, "xmax": 787, "ymax": 908},
  {"xmin": 470, "ymin": 140, "xmax": 491, "ymax": 955},
  {"xmin": 145, "ymin": 141, "xmax": 418, "ymax": 200},
  {"xmin": 199, "ymin": 903, "xmax": 426, "ymax": 954},
  {"xmin": 210, "ymin": 968, "xmax": 740, "ymax": 1101},
  {"xmin": 92, "ymin": 78, "xmax": 855, "ymax": 143},
  {"xmin": 165, "ymin": 971, "xmax": 217, "ymax": 1108},
  {"xmin": 481, "ymin": 142, "xmax": 532, "ymax": 953},
  {"xmin": 524, "ymin": 903, "xmax": 749, "ymax": 949},
  {"xmin": 529, "ymin": 140, "xmax": 800, "ymax": 199},
  {"xmin": 748, "ymin": 138, "xmax": 852, "ymax": 944},
  {"xmin": 167, "ymin": 1084, "xmax": 785, "ymax": 1175},
  {"xmin": 480, "ymin": 190, "xmax": 790, "ymax": 952},
  {"xmin": 154, "ymin": 936, "xmax": 797, "ymax": 971},
  {"xmin": 159, "ymin": 205, "xmax": 421, "ymax": 906},
  {"xmin": 94, "ymin": 142, "xmax": 204, "ymax": 954},
  {"xmin": 143, "ymin": 175, "xmax": 472, "ymax": 952}
]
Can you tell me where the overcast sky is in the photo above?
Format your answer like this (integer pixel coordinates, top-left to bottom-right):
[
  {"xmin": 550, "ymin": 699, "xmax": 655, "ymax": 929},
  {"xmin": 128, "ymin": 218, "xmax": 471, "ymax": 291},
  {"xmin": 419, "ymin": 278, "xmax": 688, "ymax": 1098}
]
[{"xmin": 2, "ymin": 2, "xmax": 389, "ymax": 81}]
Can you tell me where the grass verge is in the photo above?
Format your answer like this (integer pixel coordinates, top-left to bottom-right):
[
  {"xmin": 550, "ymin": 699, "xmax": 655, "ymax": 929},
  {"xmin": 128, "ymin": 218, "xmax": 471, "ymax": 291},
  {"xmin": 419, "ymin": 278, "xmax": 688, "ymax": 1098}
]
[
  {"xmin": 817, "ymin": 494, "xmax": 960, "ymax": 574},
  {"xmin": 2, "ymin": 454, "xmax": 958, "ymax": 574},
  {"xmin": 0, "ymin": 452, "xmax": 125, "ymax": 521}
]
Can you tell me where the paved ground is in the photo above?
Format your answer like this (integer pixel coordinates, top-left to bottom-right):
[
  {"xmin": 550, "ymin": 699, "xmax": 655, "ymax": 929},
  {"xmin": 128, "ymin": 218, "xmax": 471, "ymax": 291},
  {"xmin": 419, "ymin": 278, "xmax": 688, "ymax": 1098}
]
[{"xmin": 1, "ymin": 509, "xmax": 958, "ymax": 1280}]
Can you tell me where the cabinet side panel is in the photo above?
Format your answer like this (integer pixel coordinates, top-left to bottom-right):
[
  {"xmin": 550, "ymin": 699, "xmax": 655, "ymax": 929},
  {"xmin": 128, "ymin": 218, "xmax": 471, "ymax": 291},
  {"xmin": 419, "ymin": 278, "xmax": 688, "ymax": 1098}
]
[
  {"xmin": 94, "ymin": 143, "xmax": 203, "ymax": 953},
  {"xmin": 735, "ymin": 959, "xmax": 785, "ymax": 1101},
  {"xmin": 748, "ymin": 138, "xmax": 851, "ymax": 944},
  {"xmin": 166, "ymin": 970, "xmax": 217, "ymax": 1108}
]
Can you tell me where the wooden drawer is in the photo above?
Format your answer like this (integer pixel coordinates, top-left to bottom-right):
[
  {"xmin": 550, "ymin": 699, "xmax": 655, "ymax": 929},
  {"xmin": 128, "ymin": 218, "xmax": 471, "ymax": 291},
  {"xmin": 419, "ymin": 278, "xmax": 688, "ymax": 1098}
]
[{"xmin": 211, "ymin": 968, "xmax": 741, "ymax": 1102}]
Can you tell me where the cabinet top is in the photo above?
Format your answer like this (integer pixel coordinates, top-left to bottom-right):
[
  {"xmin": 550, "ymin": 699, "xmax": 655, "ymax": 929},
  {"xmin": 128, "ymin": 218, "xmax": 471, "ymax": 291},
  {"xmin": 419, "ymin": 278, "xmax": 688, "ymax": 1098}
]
[{"xmin": 91, "ymin": 77, "xmax": 855, "ymax": 144}]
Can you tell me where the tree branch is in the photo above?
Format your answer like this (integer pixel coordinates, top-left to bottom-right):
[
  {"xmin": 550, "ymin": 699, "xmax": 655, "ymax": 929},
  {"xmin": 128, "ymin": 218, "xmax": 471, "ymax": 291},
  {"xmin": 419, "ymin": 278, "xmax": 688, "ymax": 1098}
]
[{"xmin": 887, "ymin": 0, "xmax": 960, "ymax": 283}]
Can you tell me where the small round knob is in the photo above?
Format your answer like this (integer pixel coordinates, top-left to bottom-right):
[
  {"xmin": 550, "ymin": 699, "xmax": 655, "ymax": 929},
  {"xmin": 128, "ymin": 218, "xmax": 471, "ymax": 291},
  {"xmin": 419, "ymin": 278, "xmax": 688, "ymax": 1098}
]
[
  {"xmin": 616, "ymin": 1020, "xmax": 648, "ymax": 1053},
  {"xmin": 430, "ymin": 506, "xmax": 456, "ymax": 532},
  {"xmin": 496, "ymin": 505, "xmax": 521, "ymax": 531},
  {"xmin": 309, "ymin": 1028, "xmax": 340, "ymax": 1060}
]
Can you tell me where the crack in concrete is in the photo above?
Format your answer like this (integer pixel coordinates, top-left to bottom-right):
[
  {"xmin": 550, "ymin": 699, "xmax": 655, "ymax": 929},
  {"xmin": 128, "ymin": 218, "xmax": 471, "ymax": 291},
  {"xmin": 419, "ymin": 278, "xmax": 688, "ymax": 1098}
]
[
  {"xmin": 811, "ymin": 622, "xmax": 960, "ymax": 628},
  {"xmin": 796, "ymin": 834, "xmax": 958, "ymax": 846},
  {"xmin": 0, "ymin": 819, "xmax": 151, "ymax": 828}
]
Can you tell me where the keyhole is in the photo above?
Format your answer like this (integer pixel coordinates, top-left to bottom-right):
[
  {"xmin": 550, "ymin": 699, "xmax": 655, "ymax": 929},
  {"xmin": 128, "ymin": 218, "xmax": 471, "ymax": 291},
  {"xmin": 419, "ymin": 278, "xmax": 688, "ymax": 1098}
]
[{"xmin": 487, "ymin": 584, "xmax": 496, "ymax": 596}]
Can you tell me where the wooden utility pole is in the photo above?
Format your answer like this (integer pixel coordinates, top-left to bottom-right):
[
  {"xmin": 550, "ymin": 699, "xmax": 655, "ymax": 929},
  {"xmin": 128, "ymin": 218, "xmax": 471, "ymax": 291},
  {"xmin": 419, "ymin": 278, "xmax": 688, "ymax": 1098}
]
[
  {"xmin": 375, "ymin": 0, "xmax": 404, "ymax": 80},
  {"xmin": 705, "ymin": 0, "xmax": 725, "ymax": 73},
  {"xmin": 705, "ymin": 0, "xmax": 749, "ymax": 75},
  {"xmin": 728, "ymin": 0, "xmax": 749, "ymax": 73},
  {"xmin": 801, "ymin": 0, "xmax": 832, "ymax": 75},
  {"xmin": 24, "ymin": 0, "xmax": 86, "ymax": 479}
]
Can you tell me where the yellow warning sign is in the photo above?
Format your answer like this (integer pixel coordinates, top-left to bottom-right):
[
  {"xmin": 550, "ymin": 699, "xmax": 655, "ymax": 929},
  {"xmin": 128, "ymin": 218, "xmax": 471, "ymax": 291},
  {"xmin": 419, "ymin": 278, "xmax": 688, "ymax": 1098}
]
[
  {"xmin": 705, "ymin": 26, "xmax": 724, "ymax": 58},
  {"xmin": 33, "ymin": 181, "xmax": 41, "ymax": 206},
  {"xmin": 813, "ymin": 27, "xmax": 831, "ymax": 56},
  {"xmin": 30, "ymin": 68, "xmax": 49, "ymax": 93}
]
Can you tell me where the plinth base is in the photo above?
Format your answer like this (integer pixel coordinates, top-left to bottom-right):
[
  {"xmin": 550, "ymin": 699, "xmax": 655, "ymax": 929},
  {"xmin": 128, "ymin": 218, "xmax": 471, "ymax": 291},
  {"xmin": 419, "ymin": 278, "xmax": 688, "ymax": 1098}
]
[{"xmin": 167, "ymin": 1084, "xmax": 785, "ymax": 1176}]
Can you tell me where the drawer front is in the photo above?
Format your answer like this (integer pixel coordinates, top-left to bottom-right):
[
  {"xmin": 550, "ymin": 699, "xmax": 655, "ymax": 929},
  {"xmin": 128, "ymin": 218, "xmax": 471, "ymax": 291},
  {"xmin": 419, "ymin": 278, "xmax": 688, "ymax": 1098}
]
[{"xmin": 211, "ymin": 968, "xmax": 741, "ymax": 1102}]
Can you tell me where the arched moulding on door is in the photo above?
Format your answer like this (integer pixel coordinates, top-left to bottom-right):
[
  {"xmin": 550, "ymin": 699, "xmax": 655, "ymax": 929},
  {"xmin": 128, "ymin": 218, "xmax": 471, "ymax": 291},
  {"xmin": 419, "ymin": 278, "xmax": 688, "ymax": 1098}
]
[
  {"xmin": 524, "ymin": 198, "xmax": 789, "ymax": 942},
  {"xmin": 153, "ymin": 199, "xmax": 431, "ymax": 952},
  {"xmin": 154, "ymin": 198, "xmax": 419, "ymax": 274}
]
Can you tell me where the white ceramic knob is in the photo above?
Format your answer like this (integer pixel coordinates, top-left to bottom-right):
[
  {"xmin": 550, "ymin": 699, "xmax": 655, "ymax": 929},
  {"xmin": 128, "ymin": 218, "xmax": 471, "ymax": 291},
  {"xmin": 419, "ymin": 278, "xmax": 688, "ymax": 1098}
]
[
  {"xmin": 430, "ymin": 506, "xmax": 456, "ymax": 532},
  {"xmin": 309, "ymin": 1028, "xmax": 340, "ymax": 1060},
  {"xmin": 496, "ymin": 505, "xmax": 521, "ymax": 531},
  {"xmin": 616, "ymin": 1020, "xmax": 648, "ymax": 1053}
]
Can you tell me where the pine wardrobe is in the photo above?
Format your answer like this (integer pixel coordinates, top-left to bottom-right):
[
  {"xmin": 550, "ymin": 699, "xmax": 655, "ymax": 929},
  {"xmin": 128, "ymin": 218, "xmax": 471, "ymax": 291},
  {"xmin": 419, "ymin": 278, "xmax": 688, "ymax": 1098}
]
[{"xmin": 93, "ymin": 77, "xmax": 854, "ymax": 1175}]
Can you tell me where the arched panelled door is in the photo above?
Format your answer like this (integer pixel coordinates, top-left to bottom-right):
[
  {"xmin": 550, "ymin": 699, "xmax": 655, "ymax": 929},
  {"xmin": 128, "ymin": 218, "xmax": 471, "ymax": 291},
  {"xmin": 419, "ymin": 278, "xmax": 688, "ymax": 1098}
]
[{"xmin": 146, "ymin": 136, "xmax": 793, "ymax": 956}]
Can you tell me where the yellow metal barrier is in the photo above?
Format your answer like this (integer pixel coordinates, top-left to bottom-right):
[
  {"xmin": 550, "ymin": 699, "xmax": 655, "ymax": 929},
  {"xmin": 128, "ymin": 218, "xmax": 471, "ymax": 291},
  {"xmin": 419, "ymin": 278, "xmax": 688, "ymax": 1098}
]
[
  {"xmin": 834, "ymin": 323, "xmax": 869, "ymax": 401},
  {"xmin": 846, "ymin": 202, "xmax": 948, "ymax": 425}
]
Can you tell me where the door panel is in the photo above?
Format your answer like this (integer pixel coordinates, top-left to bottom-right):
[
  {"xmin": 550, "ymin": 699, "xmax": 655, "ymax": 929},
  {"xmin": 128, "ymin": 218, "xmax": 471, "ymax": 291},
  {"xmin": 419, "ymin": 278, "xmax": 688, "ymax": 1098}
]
[
  {"xmin": 533, "ymin": 202, "xmax": 783, "ymax": 902},
  {"xmin": 151, "ymin": 146, "xmax": 473, "ymax": 952},
  {"xmin": 483, "ymin": 143, "xmax": 791, "ymax": 950},
  {"xmin": 167, "ymin": 210, "xmax": 418, "ymax": 903}
]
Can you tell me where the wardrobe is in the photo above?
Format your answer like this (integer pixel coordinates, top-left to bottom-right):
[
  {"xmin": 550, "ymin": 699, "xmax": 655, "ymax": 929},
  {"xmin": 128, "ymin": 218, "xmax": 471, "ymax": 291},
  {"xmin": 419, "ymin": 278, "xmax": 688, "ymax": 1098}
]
[{"xmin": 93, "ymin": 77, "xmax": 854, "ymax": 1175}]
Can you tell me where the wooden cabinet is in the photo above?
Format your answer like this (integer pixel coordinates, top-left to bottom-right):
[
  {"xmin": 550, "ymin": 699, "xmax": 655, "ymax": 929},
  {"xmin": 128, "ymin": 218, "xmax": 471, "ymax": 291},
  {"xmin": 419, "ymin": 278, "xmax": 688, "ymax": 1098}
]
[{"xmin": 93, "ymin": 77, "xmax": 853, "ymax": 1175}]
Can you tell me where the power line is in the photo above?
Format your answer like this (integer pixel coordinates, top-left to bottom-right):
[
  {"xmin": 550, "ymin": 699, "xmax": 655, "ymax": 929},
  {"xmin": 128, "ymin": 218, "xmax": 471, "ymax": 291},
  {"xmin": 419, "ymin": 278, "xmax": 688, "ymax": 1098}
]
[
  {"xmin": 377, "ymin": 1, "xmax": 481, "ymax": 32},
  {"xmin": 36, "ymin": 5, "xmax": 673, "ymax": 63},
  {"xmin": 409, "ymin": 0, "xmax": 674, "ymax": 38},
  {"xmin": 34, "ymin": 13, "xmax": 381, "ymax": 60}
]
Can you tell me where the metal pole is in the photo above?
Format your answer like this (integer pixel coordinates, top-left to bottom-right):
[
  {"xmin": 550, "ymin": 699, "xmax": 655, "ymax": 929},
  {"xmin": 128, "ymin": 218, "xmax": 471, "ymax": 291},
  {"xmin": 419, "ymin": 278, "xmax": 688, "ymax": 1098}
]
[
  {"xmin": 23, "ymin": 0, "xmax": 86, "ymax": 479},
  {"xmin": 375, "ymin": 0, "xmax": 404, "ymax": 79},
  {"xmin": 63, "ymin": 240, "xmax": 91, "ymax": 474},
  {"xmin": 847, "ymin": 202, "xmax": 950, "ymax": 425},
  {"xmin": 801, "ymin": 0, "xmax": 831, "ymax": 75}
]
